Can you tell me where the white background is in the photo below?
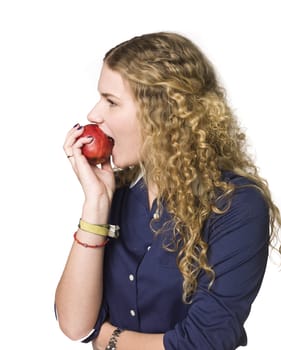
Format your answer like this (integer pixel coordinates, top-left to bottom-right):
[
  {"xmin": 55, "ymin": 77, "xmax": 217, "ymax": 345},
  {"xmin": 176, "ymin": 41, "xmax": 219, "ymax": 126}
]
[{"xmin": 0, "ymin": 0, "xmax": 280, "ymax": 349}]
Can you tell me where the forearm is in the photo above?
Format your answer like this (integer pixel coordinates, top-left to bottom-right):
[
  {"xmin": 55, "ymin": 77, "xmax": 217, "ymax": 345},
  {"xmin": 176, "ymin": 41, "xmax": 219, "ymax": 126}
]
[
  {"xmin": 117, "ymin": 330, "xmax": 165, "ymax": 350},
  {"xmin": 55, "ymin": 204, "xmax": 109, "ymax": 340},
  {"xmin": 93, "ymin": 322, "xmax": 165, "ymax": 350}
]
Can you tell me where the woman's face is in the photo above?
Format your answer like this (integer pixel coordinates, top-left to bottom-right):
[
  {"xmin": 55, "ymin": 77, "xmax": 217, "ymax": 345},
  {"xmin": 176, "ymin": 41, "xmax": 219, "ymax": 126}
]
[{"xmin": 87, "ymin": 63, "xmax": 142, "ymax": 169}]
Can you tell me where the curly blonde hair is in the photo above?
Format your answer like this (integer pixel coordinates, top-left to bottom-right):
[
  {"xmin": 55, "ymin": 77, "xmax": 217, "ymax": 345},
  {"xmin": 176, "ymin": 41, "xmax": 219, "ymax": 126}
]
[{"xmin": 104, "ymin": 32, "xmax": 281, "ymax": 302}]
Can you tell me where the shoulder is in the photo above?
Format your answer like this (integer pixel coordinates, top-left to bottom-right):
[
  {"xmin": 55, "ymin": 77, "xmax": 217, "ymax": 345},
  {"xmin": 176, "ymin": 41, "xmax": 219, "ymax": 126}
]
[
  {"xmin": 204, "ymin": 172, "xmax": 269, "ymax": 245},
  {"xmin": 219, "ymin": 171, "xmax": 268, "ymax": 218}
]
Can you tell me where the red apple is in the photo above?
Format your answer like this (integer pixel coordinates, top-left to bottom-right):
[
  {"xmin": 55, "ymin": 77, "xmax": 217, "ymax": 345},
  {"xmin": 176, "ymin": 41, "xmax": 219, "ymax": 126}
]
[{"xmin": 79, "ymin": 124, "xmax": 114, "ymax": 165}]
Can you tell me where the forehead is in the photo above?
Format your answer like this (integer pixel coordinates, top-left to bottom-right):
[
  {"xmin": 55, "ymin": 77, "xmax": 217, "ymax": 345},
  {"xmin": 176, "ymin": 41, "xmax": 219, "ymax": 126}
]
[{"xmin": 98, "ymin": 63, "xmax": 131, "ymax": 98}]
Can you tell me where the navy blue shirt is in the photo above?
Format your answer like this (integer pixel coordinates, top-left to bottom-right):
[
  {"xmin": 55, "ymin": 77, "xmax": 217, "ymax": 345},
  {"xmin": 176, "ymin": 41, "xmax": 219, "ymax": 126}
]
[{"xmin": 84, "ymin": 172, "xmax": 269, "ymax": 349}]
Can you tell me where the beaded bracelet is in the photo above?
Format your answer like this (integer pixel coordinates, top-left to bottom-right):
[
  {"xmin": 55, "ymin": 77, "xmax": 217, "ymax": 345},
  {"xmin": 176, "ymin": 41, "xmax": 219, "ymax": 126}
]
[
  {"xmin": 79, "ymin": 219, "xmax": 120, "ymax": 238},
  {"xmin": 105, "ymin": 327, "xmax": 123, "ymax": 350},
  {"xmin": 73, "ymin": 231, "xmax": 109, "ymax": 248}
]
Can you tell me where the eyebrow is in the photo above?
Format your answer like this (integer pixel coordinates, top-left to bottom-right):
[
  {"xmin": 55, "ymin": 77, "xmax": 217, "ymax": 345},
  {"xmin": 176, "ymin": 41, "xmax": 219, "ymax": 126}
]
[{"xmin": 100, "ymin": 92, "xmax": 121, "ymax": 100}]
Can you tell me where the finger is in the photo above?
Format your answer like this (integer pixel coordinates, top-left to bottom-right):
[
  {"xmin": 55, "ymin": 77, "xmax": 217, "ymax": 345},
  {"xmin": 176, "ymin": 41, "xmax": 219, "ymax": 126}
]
[
  {"xmin": 72, "ymin": 135, "xmax": 93, "ymax": 155},
  {"xmin": 64, "ymin": 123, "xmax": 82, "ymax": 144},
  {"xmin": 69, "ymin": 136, "xmax": 94, "ymax": 169},
  {"xmin": 63, "ymin": 124, "xmax": 84, "ymax": 158}
]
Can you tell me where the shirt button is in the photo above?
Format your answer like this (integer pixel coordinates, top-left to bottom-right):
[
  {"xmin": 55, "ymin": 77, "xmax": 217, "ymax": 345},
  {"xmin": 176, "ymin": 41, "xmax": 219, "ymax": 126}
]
[
  {"xmin": 129, "ymin": 274, "xmax": 134, "ymax": 281},
  {"xmin": 147, "ymin": 245, "xmax": 151, "ymax": 251},
  {"xmin": 130, "ymin": 309, "xmax": 136, "ymax": 317}
]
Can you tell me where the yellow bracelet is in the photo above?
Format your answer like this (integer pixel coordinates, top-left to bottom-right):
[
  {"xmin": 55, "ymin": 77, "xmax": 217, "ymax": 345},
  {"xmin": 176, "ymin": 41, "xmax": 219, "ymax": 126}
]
[{"xmin": 78, "ymin": 219, "xmax": 120, "ymax": 238}]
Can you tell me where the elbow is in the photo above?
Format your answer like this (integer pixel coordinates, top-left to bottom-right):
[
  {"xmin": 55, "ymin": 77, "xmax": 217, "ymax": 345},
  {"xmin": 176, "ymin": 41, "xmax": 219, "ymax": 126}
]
[
  {"xmin": 58, "ymin": 320, "xmax": 94, "ymax": 341},
  {"xmin": 60, "ymin": 324, "xmax": 93, "ymax": 341},
  {"xmin": 56, "ymin": 309, "xmax": 94, "ymax": 341}
]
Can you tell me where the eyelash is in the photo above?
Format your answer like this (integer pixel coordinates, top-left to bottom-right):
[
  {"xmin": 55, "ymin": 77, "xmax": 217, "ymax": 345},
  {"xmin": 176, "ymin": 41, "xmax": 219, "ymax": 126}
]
[{"xmin": 107, "ymin": 98, "xmax": 117, "ymax": 107}]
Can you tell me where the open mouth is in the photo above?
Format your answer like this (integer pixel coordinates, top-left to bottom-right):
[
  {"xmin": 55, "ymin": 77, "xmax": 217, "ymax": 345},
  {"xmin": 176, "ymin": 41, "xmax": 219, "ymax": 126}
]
[{"xmin": 107, "ymin": 135, "xmax": 115, "ymax": 145}]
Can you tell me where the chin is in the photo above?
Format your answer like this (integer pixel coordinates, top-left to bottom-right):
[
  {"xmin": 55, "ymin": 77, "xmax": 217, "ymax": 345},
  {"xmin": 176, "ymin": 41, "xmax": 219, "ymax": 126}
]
[
  {"xmin": 111, "ymin": 156, "xmax": 124, "ymax": 170},
  {"xmin": 111, "ymin": 155, "xmax": 139, "ymax": 170}
]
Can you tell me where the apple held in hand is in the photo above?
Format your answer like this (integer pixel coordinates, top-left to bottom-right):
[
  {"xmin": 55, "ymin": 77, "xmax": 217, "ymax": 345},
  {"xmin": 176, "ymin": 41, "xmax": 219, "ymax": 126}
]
[{"xmin": 79, "ymin": 124, "xmax": 114, "ymax": 165}]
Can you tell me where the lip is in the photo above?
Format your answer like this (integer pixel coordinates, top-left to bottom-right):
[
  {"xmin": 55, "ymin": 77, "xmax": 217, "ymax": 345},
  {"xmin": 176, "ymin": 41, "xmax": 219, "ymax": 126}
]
[
  {"xmin": 107, "ymin": 135, "xmax": 115, "ymax": 145},
  {"xmin": 97, "ymin": 125, "xmax": 114, "ymax": 146}
]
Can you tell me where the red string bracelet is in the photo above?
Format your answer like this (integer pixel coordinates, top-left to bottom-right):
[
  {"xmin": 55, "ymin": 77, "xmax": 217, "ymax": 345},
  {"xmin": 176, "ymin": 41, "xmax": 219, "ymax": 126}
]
[{"xmin": 73, "ymin": 231, "xmax": 109, "ymax": 248}]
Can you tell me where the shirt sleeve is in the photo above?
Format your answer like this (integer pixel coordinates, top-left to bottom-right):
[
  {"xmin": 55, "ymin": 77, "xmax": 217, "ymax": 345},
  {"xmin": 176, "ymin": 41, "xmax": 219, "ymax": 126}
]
[{"xmin": 164, "ymin": 185, "xmax": 269, "ymax": 350}]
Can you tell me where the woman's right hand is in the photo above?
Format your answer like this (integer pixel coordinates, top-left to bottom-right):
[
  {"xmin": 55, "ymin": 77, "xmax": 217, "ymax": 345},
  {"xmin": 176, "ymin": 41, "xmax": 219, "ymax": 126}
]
[{"xmin": 63, "ymin": 124, "xmax": 116, "ymax": 223}]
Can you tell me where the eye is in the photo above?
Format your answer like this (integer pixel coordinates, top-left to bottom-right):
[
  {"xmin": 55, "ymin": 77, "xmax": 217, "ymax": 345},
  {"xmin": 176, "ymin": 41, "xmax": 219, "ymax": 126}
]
[{"xmin": 107, "ymin": 98, "xmax": 117, "ymax": 107}]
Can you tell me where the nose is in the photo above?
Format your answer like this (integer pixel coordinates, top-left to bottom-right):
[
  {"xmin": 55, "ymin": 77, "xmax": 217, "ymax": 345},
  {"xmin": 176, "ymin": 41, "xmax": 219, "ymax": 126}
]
[{"xmin": 87, "ymin": 104, "xmax": 104, "ymax": 124}]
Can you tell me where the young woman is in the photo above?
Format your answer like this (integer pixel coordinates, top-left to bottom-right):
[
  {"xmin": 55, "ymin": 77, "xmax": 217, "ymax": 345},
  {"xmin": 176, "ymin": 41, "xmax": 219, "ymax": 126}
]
[{"xmin": 55, "ymin": 32, "xmax": 281, "ymax": 350}]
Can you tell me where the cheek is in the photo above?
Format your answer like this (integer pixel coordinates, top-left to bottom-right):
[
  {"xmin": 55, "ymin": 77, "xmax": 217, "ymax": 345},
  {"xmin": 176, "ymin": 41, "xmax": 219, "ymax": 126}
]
[
  {"xmin": 112, "ymin": 138, "xmax": 141, "ymax": 168},
  {"xmin": 116, "ymin": 125, "xmax": 138, "ymax": 147}
]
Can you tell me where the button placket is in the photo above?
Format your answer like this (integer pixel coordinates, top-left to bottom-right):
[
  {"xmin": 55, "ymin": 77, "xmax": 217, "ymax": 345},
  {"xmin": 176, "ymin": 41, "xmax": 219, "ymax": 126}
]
[{"xmin": 127, "ymin": 269, "xmax": 138, "ymax": 321}]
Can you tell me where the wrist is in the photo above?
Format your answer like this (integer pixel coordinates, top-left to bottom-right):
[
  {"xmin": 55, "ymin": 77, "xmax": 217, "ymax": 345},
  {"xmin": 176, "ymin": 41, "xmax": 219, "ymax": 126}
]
[
  {"xmin": 82, "ymin": 202, "xmax": 109, "ymax": 224},
  {"xmin": 79, "ymin": 219, "xmax": 119, "ymax": 239},
  {"xmin": 105, "ymin": 327, "xmax": 124, "ymax": 350}
]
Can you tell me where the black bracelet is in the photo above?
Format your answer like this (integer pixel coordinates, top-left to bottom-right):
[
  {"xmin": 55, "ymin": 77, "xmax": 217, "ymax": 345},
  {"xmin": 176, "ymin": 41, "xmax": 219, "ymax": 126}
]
[{"xmin": 105, "ymin": 327, "xmax": 123, "ymax": 350}]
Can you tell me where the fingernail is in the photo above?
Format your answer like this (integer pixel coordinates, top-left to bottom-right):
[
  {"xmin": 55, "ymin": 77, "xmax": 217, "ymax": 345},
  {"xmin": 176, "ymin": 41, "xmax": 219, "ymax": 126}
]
[
  {"xmin": 73, "ymin": 123, "xmax": 79, "ymax": 128},
  {"xmin": 77, "ymin": 125, "xmax": 83, "ymax": 130}
]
